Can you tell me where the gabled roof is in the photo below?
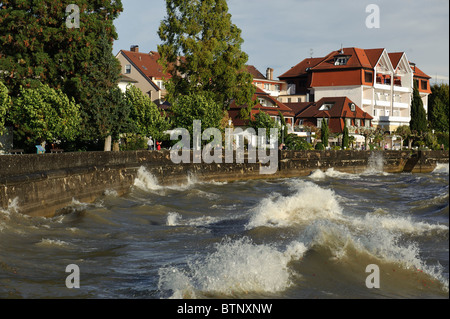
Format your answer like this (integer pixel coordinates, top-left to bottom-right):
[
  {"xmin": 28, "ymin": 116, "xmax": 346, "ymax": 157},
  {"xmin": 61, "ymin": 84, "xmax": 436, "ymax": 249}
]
[
  {"xmin": 283, "ymin": 102, "xmax": 313, "ymax": 116},
  {"xmin": 411, "ymin": 64, "xmax": 431, "ymax": 79},
  {"xmin": 246, "ymin": 65, "xmax": 267, "ymax": 80},
  {"xmin": 388, "ymin": 52, "xmax": 404, "ymax": 69},
  {"xmin": 279, "ymin": 57, "xmax": 324, "ymax": 78},
  {"xmin": 296, "ymin": 97, "xmax": 373, "ymax": 120},
  {"xmin": 228, "ymin": 86, "xmax": 295, "ymax": 125},
  {"xmin": 311, "ymin": 47, "xmax": 377, "ymax": 71},
  {"xmin": 119, "ymin": 50, "xmax": 171, "ymax": 80}
]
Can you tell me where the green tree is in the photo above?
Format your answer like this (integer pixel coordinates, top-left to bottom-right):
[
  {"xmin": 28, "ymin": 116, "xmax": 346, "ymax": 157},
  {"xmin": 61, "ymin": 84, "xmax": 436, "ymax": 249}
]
[
  {"xmin": 249, "ymin": 111, "xmax": 279, "ymax": 141},
  {"xmin": 9, "ymin": 83, "xmax": 82, "ymax": 148},
  {"xmin": 0, "ymin": 0, "xmax": 123, "ymax": 149},
  {"xmin": 428, "ymin": 83, "xmax": 449, "ymax": 132},
  {"xmin": 285, "ymin": 134, "xmax": 312, "ymax": 150},
  {"xmin": 125, "ymin": 85, "xmax": 170, "ymax": 141},
  {"xmin": 170, "ymin": 93, "xmax": 227, "ymax": 145},
  {"xmin": 320, "ymin": 118, "xmax": 329, "ymax": 149},
  {"xmin": 395, "ymin": 125, "xmax": 412, "ymax": 149},
  {"xmin": 410, "ymin": 84, "xmax": 428, "ymax": 133},
  {"xmin": 158, "ymin": 0, "xmax": 255, "ymax": 110},
  {"xmin": 90, "ymin": 87, "xmax": 133, "ymax": 151},
  {"xmin": 342, "ymin": 121, "xmax": 349, "ymax": 149},
  {"xmin": 0, "ymin": 82, "xmax": 11, "ymax": 134}
]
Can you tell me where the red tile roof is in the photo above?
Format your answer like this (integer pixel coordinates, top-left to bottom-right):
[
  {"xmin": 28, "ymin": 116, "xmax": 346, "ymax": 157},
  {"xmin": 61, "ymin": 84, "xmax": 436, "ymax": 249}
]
[
  {"xmin": 246, "ymin": 65, "xmax": 267, "ymax": 79},
  {"xmin": 297, "ymin": 97, "xmax": 373, "ymax": 120},
  {"xmin": 120, "ymin": 50, "xmax": 171, "ymax": 80},
  {"xmin": 279, "ymin": 57, "xmax": 324, "ymax": 78},
  {"xmin": 228, "ymin": 86, "xmax": 295, "ymax": 125}
]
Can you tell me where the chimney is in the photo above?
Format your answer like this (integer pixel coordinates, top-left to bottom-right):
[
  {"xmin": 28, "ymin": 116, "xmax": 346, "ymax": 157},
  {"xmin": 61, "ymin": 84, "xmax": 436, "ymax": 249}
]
[
  {"xmin": 130, "ymin": 45, "xmax": 139, "ymax": 53},
  {"xmin": 266, "ymin": 67, "xmax": 274, "ymax": 80}
]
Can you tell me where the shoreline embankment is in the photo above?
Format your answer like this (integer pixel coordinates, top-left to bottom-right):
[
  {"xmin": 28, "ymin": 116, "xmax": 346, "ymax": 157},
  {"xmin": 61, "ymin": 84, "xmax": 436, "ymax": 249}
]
[{"xmin": 0, "ymin": 150, "xmax": 448, "ymax": 217}]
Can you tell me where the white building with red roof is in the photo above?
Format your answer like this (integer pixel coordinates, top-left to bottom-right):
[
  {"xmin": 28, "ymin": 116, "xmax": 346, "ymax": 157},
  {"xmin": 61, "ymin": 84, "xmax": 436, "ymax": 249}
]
[{"xmin": 279, "ymin": 47, "xmax": 432, "ymax": 132}]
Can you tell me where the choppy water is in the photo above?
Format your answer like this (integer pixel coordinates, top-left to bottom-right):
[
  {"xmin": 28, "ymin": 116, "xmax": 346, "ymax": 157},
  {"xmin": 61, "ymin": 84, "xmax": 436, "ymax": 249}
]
[{"xmin": 0, "ymin": 162, "xmax": 448, "ymax": 299}]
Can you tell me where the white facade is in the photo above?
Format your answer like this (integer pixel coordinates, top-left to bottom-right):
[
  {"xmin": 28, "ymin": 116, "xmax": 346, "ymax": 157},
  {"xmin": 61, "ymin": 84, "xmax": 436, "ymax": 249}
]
[{"xmin": 310, "ymin": 50, "xmax": 423, "ymax": 132}]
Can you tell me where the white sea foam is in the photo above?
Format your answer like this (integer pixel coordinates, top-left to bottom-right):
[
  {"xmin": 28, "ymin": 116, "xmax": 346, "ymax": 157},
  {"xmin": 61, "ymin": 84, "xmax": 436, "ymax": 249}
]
[
  {"xmin": 246, "ymin": 180, "xmax": 343, "ymax": 229},
  {"xmin": 309, "ymin": 168, "xmax": 358, "ymax": 180},
  {"xmin": 166, "ymin": 212, "xmax": 239, "ymax": 228},
  {"xmin": 433, "ymin": 163, "xmax": 449, "ymax": 175},
  {"xmin": 133, "ymin": 167, "xmax": 199, "ymax": 192},
  {"xmin": 36, "ymin": 238, "xmax": 73, "ymax": 248},
  {"xmin": 158, "ymin": 237, "xmax": 307, "ymax": 298}
]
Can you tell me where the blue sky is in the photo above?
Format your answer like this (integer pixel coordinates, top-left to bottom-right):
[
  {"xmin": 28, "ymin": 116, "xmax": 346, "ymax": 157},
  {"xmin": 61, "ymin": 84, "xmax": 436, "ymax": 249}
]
[{"xmin": 113, "ymin": 0, "xmax": 449, "ymax": 83}]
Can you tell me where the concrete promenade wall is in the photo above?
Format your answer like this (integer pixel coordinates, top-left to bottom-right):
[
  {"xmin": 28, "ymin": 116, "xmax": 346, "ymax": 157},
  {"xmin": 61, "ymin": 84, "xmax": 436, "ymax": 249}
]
[{"xmin": 0, "ymin": 150, "xmax": 448, "ymax": 217}]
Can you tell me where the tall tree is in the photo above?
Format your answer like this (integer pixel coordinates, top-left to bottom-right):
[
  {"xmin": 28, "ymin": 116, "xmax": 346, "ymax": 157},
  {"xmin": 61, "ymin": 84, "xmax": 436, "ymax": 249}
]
[
  {"xmin": 321, "ymin": 118, "xmax": 329, "ymax": 148},
  {"xmin": 0, "ymin": 82, "xmax": 11, "ymax": 134},
  {"xmin": 428, "ymin": 83, "xmax": 449, "ymax": 132},
  {"xmin": 0, "ymin": 0, "xmax": 123, "ymax": 148},
  {"xmin": 342, "ymin": 121, "xmax": 349, "ymax": 149},
  {"xmin": 9, "ymin": 83, "xmax": 82, "ymax": 149},
  {"xmin": 125, "ymin": 85, "xmax": 170, "ymax": 141},
  {"xmin": 410, "ymin": 84, "xmax": 428, "ymax": 133},
  {"xmin": 157, "ymin": 0, "xmax": 255, "ymax": 110}
]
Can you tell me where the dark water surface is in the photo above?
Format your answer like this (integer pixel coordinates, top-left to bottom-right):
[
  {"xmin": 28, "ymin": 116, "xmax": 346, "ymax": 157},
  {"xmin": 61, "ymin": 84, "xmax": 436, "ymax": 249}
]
[{"xmin": 0, "ymin": 162, "xmax": 448, "ymax": 299}]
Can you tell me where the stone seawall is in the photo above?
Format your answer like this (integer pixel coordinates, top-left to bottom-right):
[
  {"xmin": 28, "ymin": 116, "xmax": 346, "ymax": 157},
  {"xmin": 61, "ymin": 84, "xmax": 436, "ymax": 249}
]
[{"xmin": 0, "ymin": 150, "xmax": 448, "ymax": 217}]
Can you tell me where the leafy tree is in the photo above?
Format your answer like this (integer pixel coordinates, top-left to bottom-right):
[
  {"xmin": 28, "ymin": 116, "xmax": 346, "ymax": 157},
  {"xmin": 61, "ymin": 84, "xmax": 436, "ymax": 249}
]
[
  {"xmin": 90, "ymin": 86, "xmax": 133, "ymax": 151},
  {"xmin": 0, "ymin": 82, "xmax": 11, "ymax": 134},
  {"xmin": 125, "ymin": 85, "xmax": 170, "ymax": 141},
  {"xmin": 342, "ymin": 121, "xmax": 349, "ymax": 149},
  {"xmin": 285, "ymin": 134, "xmax": 312, "ymax": 150},
  {"xmin": 320, "ymin": 118, "xmax": 329, "ymax": 148},
  {"xmin": 249, "ymin": 111, "xmax": 279, "ymax": 141},
  {"xmin": 9, "ymin": 83, "xmax": 81, "ymax": 148},
  {"xmin": 158, "ymin": 0, "xmax": 255, "ymax": 110},
  {"xmin": 0, "ymin": 0, "xmax": 123, "ymax": 148},
  {"xmin": 428, "ymin": 83, "xmax": 449, "ymax": 132},
  {"xmin": 395, "ymin": 125, "xmax": 413, "ymax": 149},
  {"xmin": 410, "ymin": 84, "xmax": 428, "ymax": 133},
  {"xmin": 170, "ymin": 92, "xmax": 226, "ymax": 145}
]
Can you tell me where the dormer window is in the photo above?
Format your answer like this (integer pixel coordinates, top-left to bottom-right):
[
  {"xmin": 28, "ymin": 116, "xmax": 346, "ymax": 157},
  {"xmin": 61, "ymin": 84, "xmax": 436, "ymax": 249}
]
[
  {"xmin": 319, "ymin": 103, "xmax": 335, "ymax": 111},
  {"xmin": 334, "ymin": 56, "xmax": 350, "ymax": 66}
]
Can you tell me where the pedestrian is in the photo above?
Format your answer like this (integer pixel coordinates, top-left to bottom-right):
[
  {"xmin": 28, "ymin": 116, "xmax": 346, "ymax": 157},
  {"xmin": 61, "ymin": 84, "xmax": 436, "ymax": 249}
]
[
  {"xmin": 157, "ymin": 141, "xmax": 161, "ymax": 151},
  {"xmin": 147, "ymin": 137, "xmax": 154, "ymax": 150},
  {"xmin": 441, "ymin": 144, "xmax": 445, "ymax": 151}
]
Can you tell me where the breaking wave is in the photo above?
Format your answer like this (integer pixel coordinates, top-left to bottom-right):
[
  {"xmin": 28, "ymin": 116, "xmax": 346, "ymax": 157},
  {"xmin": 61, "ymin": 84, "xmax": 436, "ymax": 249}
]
[{"xmin": 157, "ymin": 237, "xmax": 307, "ymax": 298}]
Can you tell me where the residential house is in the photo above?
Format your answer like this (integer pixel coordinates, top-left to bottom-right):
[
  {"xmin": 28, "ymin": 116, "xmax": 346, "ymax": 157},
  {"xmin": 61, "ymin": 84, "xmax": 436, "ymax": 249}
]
[
  {"xmin": 228, "ymin": 86, "xmax": 295, "ymax": 131},
  {"xmin": 293, "ymin": 97, "xmax": 373, "ymax": 148},
  {"xmin": 246, "ymin": 65, "xmax": 287, "ymax": 97},
  {"xmin": 115, "ymin": 45, "xmax": 169, "ymax": 105},
  {"xmin": 294, "ymin": 97, "xmax": 373, "ymax": 133},
  {"xmin": 279, "ymin": 47, "xmax": 431, "ymax": 133}
]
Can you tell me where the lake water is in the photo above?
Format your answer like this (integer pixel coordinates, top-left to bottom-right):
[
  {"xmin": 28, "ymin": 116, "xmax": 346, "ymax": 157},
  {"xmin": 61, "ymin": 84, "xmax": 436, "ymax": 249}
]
[{"xmin": 0, "ymin": 160, "xmax": 448, "ymax": 299}]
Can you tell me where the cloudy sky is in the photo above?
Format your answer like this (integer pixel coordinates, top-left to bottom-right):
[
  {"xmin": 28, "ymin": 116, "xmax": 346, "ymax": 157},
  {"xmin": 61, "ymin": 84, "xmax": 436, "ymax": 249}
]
[{"xmin": 113, "ymin": 0, "xmax": 449, "ymax": 83}]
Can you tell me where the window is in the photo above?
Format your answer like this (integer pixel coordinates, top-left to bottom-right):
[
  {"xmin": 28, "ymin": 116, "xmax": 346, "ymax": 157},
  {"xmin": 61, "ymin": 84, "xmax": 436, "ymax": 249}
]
[
  {"xmin": 355, "ymin": 119, "xmax": 361, "ymax": 127},
  {"xmin": 125, "ymin": 65, "xmax": 131, "ymax": 74},
  {"xmin": 346, "ymin": 118, "xmax": 351, "ymax": 127},
  {"xmin": 334, "ymin": 57, "xmax": 349, "ymax": 66},
  {"xmin": 275, "ymin": 84, "xmax": 280, "ymax": 91},
  {"xmin": 364, "ymin": 71, "xmax": 373, "ymax": 83},
  {"xmin": 264, "ymin": 83, "xmax": 270, "ymax": 90},
  {"xmin": 319, "ymin": 103, "xmax": 335, "ymax": 111},
  {"xmin": 421, "ymin": 80, "xmax": 428, "ymax": 91},
  {"xmin": 349, "ymin": 103, "xmax": 356, "ymax": 112},
  {"xmin": 317, "ymin": 118, "xmax": 322, "ymax": 128},
  {"xmin": 365, "ymin": 120, "xmax": 371, "ymax": 127},
  {"xmin": 373, "ymin": 109, "xmax": 377, "ymax": 117}
]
